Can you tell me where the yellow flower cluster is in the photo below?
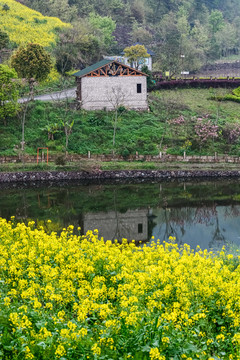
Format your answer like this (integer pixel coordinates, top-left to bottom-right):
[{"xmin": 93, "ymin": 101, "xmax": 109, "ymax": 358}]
[
  {"xmin": 0, "ymin": 217, "xmax": 240, "ymax": 359},
  {"xmin": 0, "ymin": 0, "xmax": 70, "ymax": 47}
]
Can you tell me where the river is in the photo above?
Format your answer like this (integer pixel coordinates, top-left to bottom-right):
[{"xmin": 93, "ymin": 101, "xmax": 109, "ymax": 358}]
[{"xmin": 1, "ymin": 178, "xmax": 240, "ymax": 251}]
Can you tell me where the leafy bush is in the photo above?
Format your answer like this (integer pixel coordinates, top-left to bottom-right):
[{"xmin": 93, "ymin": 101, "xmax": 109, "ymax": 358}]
[
  {"xmin": 121, "ymin": 147, "xmax": 130, "ymax": 159},
  {"xmin": 224, "ymin": 94, "xmax": 240, "ymax": 103},
  {"xmin": 232, "ymin": 86, "xmax": 240, "ymax": 97},
  {"xmin": 55, "ymin": 154, "xmax": 66, "ymax": 165}
]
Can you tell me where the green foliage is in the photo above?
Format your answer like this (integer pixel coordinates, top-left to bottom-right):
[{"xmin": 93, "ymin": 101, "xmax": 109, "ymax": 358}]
[
  {"xmin": 0, "ymin": 29, "xmax": 9, "ymax": 50},
  {"xmin": 88, "ymin": 12, "xmax": 116, "ymax": 49},
  {"xmin": 11, "ymin": 43, "xmax": 52, "ymax": 82},
  {"xmin": 141, "ymin": 65, "xmax": 155, "ymax": 89},
  {"xmin": 55, "ymin": 154, "xmax": 66, "ymax": 165},
  {"xmin": 54, "ymin": 22, "xmax": 104, "ymax": 70},
  {"xmin": 209, "ymin": 9, "xmax": 225, "ymax": 34},
  {"xmin": 55, "ymin": 52, "xmax": 74, "ymax": 74},
  {"xmin": 211, "ymin": 87, "xmax": 240, "ymax": 103},
  {"xmin": 0, "ymin": 64, "xmax": 19, "ymax": 126},
  {"xmin": 124, "ymin": 44, "xmax": 149, "ymax": 69},
  {"xmin": 232, "ymin": 86, "xmax": 240, "ymax": 97},
  {"xmin": 223, "ymin": 94, "xmax": 240, "ymax": 103},
  {"xmin": 2, "ymin": 3, "xmax": 10, "ymax": 11}
]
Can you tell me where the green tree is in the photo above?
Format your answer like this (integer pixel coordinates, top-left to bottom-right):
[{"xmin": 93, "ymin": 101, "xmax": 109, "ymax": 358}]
[
  {"xmin": 141, "ymin": 65, "xmax": 155, "ymax": 89},
  {"xmin": 11, "ymin": 43, "xmax": 52, "ymax": 99},
  {"xmin": 55, "ymin": 52, "xmax": 74, "ymax": 75},
  {"xmin": 0, "ymin": 30, "xmax": 9, "ymax": 51},
  {"xmin": 0, "ymin": 30, "xmax": 10, "ymax": 64},
  {"xmin": 88, "ymin": 12, "xmax": 116, "ymax": 50},
  {"xmin": 154, "ymin": 13, "xmax": 182, "ymax": 75},
  {"xmin": 23, "ymin": 0, "xmax": 77, "ymax": 22},
  {"xmin": 0, "ymin": 64, "xmax": 19, "ymax": 126},
  {"xmin": 123, "ymin": 44, "xmax": 149, "ymax": 69},
  {"xmin": 11, "ymin": 44, "xmax": 52, "ymax": 152},
  {"xmin": 54, "ymin": 23, "xmax": 101, "ymax": 71},
  {"xmin": 209, "ymin": 9, "xmax": 225, "ymax": 34},
  {"xmin": 215, "ymin": 22, "xmax": 237, "ymax": 57}
]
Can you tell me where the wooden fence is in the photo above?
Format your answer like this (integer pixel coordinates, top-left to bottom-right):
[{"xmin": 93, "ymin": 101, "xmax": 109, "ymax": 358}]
[{"xmin": 1, "ymin": 153, "xmax": 240, "ymax": 164}]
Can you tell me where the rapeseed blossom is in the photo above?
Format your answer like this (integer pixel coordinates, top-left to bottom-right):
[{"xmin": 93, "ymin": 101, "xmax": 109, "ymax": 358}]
[
  {"xmin": 0, "ymin": 217, "xmax": 240, "ymax": 359},
  {"xmin": 0, "ymin": 0, "xmax": 70, "ymax": 47}
]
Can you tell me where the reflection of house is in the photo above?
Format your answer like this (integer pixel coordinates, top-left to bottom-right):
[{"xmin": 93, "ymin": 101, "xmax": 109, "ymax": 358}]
[
  {"xmin": 73, "ymin": 59, "xmax": 148, "ymax": 111},
  {"xmin": 83, "ymin": 209, "xmax": 149, "ymax": 242}
]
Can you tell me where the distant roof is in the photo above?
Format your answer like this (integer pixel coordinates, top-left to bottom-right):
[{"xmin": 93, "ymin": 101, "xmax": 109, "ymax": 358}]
[
  {"xmin": 121, "ymin": 43, "xmax": 155, "ymax": 56},
  {"xmin": 72, "ymin": 59, "xmax": 147, "ymax": 78}
]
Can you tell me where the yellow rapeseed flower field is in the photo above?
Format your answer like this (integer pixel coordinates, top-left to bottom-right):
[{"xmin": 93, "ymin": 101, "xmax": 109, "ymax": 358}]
[
  {"xmin": 0, "ymin": 217, "xmax": 240, "ymax": 359},
  {"xmin": 0, "ymin": 0, "xmax": 70, "ymax": 47}
]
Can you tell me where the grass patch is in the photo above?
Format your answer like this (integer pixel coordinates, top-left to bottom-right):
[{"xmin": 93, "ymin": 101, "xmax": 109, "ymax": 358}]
[{"xmin": 1, "ymin": 160, "xmax": 240, "ymax": 173}]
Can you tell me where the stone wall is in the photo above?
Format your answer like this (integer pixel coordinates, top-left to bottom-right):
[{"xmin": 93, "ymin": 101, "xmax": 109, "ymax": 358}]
[
  {"xmin": 81, "ymin": 76, "xmax": 148, "ymax": 110},
  {"xmin": 1, "ymin": 169, "xmax": 240, "ymax": 184}
]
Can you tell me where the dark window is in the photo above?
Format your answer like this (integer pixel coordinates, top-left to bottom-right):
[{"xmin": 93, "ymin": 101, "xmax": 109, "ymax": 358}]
[
  {"xmin": 137, "ymin": 83, "xmax": 142, "ymax": 93},
  {"xmin": 138, "ymin": 223, "xmax": 143, "ymax": 233}
]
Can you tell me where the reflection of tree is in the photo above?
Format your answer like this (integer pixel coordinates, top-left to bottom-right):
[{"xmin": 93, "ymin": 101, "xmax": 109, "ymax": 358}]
[
  {"xmin": 154, "ymin": 207, "xmax": 195, "ymax": 244},
  {"xmin": 153, "ymin": 204, "xmax": 230, "ymax": 249},
  {"xmin": 193, "ymin": 205, "xmax": 217, "ymax": 226},
  {"xmin": 224, "ymin": 205, "xmax": 240, "ymax": 219},
  {"xmin": 112, "ymin": 189, "xmax": 121, "ymax": 241},
  {"xmin": 16, "ymin": 191, "xmax": 29, "ymax": 220},
  {"xmin": 209, "ymin": 214, "xmax": 226, "ymax": 249},
  {"xmin": 193, "ymin": 205, "xmax": 226, "ymax": 249}
]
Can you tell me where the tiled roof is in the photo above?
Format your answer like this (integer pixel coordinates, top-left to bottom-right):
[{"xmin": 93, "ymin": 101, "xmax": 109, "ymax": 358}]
[
  {"xmin": 72, "ymin": 59, "xmax": 113, "ymax": 78},
  {"xmin": 72, "ymin": 59, "xmax": 147, "ymax": 78}
]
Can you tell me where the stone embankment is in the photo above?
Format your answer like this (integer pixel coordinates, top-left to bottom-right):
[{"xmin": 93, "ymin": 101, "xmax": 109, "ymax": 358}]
[{"xmin": 1, "ymin": 170, "xmax": 240, "ymax": 184}]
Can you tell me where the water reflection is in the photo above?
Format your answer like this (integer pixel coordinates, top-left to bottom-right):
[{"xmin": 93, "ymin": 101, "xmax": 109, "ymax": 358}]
[
  {"xmin": 1, "ymin": 179, "xmax": 240, "ymax": 250},
  {"xmin": 83, "ymin": 209, "xmax": 149, "ymax": 242},
  {"xmin": 150, "ymin": 205, "xmax": 240, "ymax": 251}
]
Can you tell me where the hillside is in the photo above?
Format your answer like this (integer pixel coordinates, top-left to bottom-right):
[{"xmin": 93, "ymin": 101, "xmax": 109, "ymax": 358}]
[
  {"xmin": 1, "ymin": 88, "xmax": 240, "ymax": 158},
  {"xmin": 14, "ymin": 0, "xmax": 240, "ymax": 73},
  {"xmin": 0, "ymin": 0, "xmax": 70, "ymax": 48}
]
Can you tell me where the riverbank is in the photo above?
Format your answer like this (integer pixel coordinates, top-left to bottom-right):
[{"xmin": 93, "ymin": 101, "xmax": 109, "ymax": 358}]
[{"xmin": 1, "ymin": 167, "xmax": 240, "ymax": 183}]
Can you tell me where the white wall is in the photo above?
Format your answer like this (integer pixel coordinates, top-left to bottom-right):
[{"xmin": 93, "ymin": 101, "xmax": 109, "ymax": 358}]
[{"xmin": 81, "ymin": 75, "xmax": 148, "ymax": 110}]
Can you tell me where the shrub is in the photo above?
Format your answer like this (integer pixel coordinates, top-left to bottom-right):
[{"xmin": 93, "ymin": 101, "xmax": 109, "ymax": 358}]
[
  {"xmin": 232, "ymin": 86, "xmax": 240, "ymax": 97},
  {"xmin": 121, "ymin": 147, "xmax": 130, "ymax": 159},
  {"xmin": 55, "ymin": 154, "xmax": 66, "ymax": 165},
  {"xmin": 2, "ymin": 3, "xmax": 10, "ymax": 11}
]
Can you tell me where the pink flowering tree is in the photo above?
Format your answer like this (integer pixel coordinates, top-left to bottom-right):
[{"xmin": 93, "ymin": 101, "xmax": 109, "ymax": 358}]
[
  {"xmin": 194, "ymin": 115, "xmax": 219, "ymax": 148},
  {"xmin": 168, "ymin": 115, "xmax": 185, "ymax": 139},
  {"xmin": 223, "ymin": 123, "xmax": 240, "ymax": 144}
]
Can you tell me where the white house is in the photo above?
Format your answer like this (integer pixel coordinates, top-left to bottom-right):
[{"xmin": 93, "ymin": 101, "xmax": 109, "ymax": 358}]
[
  {"xmin": 104, "ymin": 44, "xmax": 155, "ymax": 71},
  {"xmin": 73, "ymin": 59, "xmax": 148, "ymax": 111}
]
